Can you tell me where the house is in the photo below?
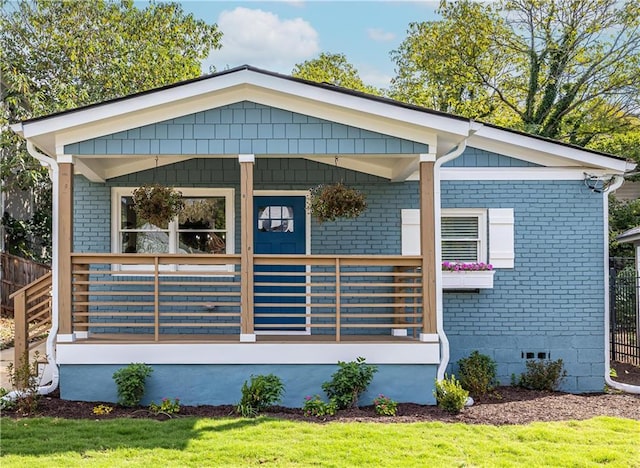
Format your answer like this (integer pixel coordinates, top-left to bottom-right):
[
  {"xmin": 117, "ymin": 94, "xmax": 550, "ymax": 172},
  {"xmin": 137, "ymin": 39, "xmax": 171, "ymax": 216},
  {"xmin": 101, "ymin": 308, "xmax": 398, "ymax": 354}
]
[{"xmin": 10, "ymin": 66, "xmax": 635, "ymax": 406}]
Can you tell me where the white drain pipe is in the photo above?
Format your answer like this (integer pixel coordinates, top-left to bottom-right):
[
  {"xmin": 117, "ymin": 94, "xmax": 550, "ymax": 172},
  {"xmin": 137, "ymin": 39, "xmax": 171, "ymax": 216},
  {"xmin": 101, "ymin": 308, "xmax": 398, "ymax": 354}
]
[
  {"xmin": 604, "ymin": 175, "xmax": 640, "ymax": 394},
  {"xmin": 2, "ymin": 142, "xmax": 60, "ymax": 401}
]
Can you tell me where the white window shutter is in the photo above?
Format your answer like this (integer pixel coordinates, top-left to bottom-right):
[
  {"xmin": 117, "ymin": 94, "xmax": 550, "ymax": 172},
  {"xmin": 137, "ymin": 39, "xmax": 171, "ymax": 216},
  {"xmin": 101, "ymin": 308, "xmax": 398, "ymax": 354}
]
[
  {"xmin": 489, "ymin": 208, "xmax": 514, "ymax": 268},
  {"xmin": 401, "ymin": 209, "xmax": 420, "ymax": 255}
]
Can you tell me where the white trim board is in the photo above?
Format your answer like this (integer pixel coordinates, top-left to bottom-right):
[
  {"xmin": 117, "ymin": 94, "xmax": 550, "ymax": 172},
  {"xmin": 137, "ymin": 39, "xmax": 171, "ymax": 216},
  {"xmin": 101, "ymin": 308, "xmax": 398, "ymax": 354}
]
[
  {"xmin": 56, "ymin": 341, "xmax": 440, "ymax": 365},
  {"xmin": 438, "ymin": 167, "xmax": 612, "ymax": 181}
]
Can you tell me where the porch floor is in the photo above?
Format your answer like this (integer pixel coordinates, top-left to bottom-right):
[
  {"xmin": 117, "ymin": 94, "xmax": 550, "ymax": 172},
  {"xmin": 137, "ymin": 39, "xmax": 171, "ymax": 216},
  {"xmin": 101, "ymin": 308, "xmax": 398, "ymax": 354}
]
[{"xmin": 70, "ymin": 333, "xmax": 425, "ymax": 344}]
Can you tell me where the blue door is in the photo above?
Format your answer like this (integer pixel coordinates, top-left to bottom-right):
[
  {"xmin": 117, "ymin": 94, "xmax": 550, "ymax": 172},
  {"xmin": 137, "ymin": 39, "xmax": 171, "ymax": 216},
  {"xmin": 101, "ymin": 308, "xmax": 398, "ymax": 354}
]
[{"xmin": 254, "ymin": 196, "xmax": 307, "ymax": 331}]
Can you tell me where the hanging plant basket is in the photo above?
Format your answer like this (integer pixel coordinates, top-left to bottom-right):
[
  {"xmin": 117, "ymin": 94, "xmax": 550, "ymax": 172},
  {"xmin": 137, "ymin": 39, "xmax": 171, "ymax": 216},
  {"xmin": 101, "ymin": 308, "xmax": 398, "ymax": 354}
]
[
  {"xmin": 132, "ymin": 183, "xmax": 184, "ymax": 229},
  {"xmin": 308, "ymin": 182, "xmax": 367, "ymax": 223}
]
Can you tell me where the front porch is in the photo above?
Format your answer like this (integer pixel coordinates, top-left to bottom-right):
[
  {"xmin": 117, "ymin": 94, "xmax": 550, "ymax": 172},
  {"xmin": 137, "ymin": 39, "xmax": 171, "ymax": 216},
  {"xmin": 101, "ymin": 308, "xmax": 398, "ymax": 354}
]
[{"xmin": 67, "ymin": 253, "xmax": 434, "ymax": 343}]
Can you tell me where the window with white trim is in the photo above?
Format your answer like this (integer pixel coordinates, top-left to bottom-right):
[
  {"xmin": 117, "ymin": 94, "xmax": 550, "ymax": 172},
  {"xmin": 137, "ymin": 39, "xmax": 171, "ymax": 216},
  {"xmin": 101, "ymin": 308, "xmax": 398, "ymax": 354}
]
[
  {"xmin": 112, "ymin": 187, "xmax": 234, "ymax": 257},
  {"xmin": 401, "ymin": 208, "xmax": 515, "ymax": 268},
  {"xmin": 441, "ymin": 209, "xmax": 487, "ymax": 263}
]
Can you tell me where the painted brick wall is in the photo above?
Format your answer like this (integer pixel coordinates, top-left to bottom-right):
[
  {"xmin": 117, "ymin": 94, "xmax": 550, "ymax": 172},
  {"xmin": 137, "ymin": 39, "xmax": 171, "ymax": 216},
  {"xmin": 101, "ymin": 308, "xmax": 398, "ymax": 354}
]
[
  {"xmin": 64, "ymin": 101, "xmax": 429, "ymax": 156},
  {"xmin": 441, "ymin": 180, "xmax": 605, "ymax": 393}
]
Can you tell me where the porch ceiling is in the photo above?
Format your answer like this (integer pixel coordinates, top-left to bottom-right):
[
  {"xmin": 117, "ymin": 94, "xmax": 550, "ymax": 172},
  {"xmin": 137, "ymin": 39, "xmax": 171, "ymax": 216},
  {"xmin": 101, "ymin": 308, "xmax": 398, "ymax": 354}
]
[{"xmin": 75, "ymin": 153, "xmax": 420, "ymax": 182}]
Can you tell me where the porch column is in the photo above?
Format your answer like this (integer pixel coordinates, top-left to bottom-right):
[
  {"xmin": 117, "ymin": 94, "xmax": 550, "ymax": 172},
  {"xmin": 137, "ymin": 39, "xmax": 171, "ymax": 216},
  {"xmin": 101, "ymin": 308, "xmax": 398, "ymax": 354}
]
[
  {"xmin": 419, "ymin": 155, "xmax": 437, "ymax": 339},
  {"xmin": 58, "ymin": 161, "xmax": 74, "ymax": 339},
  {"xmin": 239, "ymin": 154, "xmax": 256, "ymax": 342}
]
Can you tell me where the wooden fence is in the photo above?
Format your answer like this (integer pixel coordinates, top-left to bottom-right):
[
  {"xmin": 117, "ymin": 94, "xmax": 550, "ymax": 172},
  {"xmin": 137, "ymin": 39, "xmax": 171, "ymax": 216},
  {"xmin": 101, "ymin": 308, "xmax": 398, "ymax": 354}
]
[{"xmin": 1, "ymin": 253, "xmax": 51, "ymax": 317}]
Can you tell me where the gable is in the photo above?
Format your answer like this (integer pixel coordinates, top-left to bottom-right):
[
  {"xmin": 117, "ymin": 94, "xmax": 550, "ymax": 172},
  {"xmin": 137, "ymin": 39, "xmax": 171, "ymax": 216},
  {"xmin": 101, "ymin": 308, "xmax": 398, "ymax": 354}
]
[
  {"xmin": 63, "ymin": 102, "xmax": 429, "ymax": 156},
  {"xmin": 442, "ymin": 147, "xmax": 541, "ymax": 168}
]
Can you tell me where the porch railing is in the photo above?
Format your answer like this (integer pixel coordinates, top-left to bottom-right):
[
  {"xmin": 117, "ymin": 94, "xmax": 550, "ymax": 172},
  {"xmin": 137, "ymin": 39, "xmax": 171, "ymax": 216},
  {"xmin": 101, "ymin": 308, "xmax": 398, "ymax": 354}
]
[
  {"xmin": 10, "ymin": 272, "xmax": 53, "ymax": 366},
  {"xmin": 70, "ymin": 253, "xmax": 424, "ymax": 342}
]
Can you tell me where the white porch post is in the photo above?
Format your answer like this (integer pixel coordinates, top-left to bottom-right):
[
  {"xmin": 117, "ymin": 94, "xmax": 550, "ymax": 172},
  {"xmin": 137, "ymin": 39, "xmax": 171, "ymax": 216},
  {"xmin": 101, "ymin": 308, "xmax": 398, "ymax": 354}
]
[{"xmin": 239, "ymin": 154, "xmax": 256, "ymax": 342}]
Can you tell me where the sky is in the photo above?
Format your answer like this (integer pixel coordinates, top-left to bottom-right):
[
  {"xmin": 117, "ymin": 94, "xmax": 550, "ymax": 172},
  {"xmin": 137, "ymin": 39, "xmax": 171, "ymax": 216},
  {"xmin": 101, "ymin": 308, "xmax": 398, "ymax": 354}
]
[{"xmin": 174, "ymin": 1, "xmax": 442, "ymax": 89}]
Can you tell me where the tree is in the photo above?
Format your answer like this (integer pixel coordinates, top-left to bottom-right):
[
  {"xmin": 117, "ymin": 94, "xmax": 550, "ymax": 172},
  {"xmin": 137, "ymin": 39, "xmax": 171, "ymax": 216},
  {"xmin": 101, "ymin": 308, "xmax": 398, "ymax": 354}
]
[
  {"xmin": 292, "ymin": 53, "xmax": 381, "ymax": 95},
  {"xmin": 0, "ymin": 0, "xmax": 222, "ymax": 262},
  {"xmin": 390, "ymin": 0, "xmax": 640, "ymax": 146}
]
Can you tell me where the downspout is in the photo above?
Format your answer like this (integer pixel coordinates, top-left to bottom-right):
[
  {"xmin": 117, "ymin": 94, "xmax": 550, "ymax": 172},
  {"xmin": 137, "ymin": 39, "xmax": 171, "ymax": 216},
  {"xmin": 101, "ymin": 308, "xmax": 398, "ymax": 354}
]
[
  {"xmin": 604, "ymin": 175, "xmax": 640, "ymax": 394},
  {"xmin": 434, "ymin": 128, "xmax": 477, "ymax": 381},
  {"xmin": 10, "ymin": 142, "xmax": 60, "ymax": 397}
]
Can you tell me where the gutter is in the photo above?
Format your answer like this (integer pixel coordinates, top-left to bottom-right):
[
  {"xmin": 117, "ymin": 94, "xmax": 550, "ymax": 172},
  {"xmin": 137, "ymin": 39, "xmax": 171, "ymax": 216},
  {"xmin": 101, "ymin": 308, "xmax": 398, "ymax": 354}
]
[
  {"xmin": 434, "ymin": 123, "xmax": 480, "ymax": 381},
  {"xmin": 604, "ymin": 175, "xmax": 640, "ymax": 394},
  {"xmin": 4, "ymin": 142, "xmax": 60, "ymax": 400}
]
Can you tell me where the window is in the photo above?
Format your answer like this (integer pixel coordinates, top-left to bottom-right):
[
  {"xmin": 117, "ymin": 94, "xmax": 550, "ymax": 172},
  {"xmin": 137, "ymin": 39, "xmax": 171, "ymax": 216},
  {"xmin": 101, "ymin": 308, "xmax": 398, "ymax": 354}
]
[
  {"xmin": 401, "ymin": 208, "xmax": 514, "ymax": 268},
  {"xmin": 257, "ymin": 205, "xmax": 295, "ymax": 232},
  {"xmin": 112, "ymin": 188, "xmax": 234, "ymax": 268},
  {"xmin": 441, "ymin": 209, "xmax": 487, "ymax": 263}
]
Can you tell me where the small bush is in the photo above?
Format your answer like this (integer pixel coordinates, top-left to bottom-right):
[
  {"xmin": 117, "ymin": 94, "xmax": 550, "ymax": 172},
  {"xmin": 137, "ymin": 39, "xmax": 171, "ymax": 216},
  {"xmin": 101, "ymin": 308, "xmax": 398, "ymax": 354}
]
[
  {"xmin": 517, "ymin": 359, "xmax": 566, "ymax": 391},
  {"xmin": 457, "ymin": 351, "xmax": 498, "ymax": 398},
  {"xmin": 149, "ymin": 397, "xmax": 181, "ymax": 415},
  {"xmin": 0, "ymin": 387, "xmax": 15, "ymax": 411},
  {"xmin": 434, "ymin": 374, "xmax": 469, "ymax": 414},
  {"xmin": 112, "ymin": 363, "xmax": 153, "ymax": 407},
  {"xmin": 236, "ymin": 374, "xmax": 284, "ymax": 417},
  {"xmin": 302, "ymin": 395, "xmax": 337, "ymax": 417},
  {"xmin": 322, "ymin": 357, "xmax": 378, "ymax": 409},
  {"xmin": 7, "ymin": 351, "xmax": 41, "ymax": 415},
  {"xmin": 373, "ymin": 394, "xmax": 398, "ymax": 416}
]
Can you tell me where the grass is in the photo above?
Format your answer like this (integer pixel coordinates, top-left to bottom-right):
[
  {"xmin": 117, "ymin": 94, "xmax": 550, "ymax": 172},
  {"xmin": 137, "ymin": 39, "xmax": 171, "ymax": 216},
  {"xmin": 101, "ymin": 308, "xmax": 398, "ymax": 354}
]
[
  {"xmin": 0, "ymin": 317, "xmax": 14, "ymax": 350},
  {"xmin": 1, "ymin": 416, "xmax": 638, "ymax": 467}
]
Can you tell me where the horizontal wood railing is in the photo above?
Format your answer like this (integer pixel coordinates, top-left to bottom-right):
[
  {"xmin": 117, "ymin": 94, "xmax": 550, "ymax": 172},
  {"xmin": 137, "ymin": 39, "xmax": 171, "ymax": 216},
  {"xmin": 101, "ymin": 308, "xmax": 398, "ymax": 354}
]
[
  {"xmin": 10, "ymin": 272, "xmax": 53, "ymax": 366},
  {"xmin": 70, "ymin": 253, "xmax": 424, "ymax": 342}
]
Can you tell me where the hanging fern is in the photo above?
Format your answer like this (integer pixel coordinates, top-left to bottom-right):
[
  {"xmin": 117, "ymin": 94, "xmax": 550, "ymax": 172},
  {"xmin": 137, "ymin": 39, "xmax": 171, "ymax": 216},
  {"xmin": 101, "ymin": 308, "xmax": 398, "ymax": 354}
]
[
  {"xmin": 308, "ymin": 183, "xmax": 367, "ymax": 223},
  {"xmin": 132, "ymin": 184, "xmax": 184, "ymax": 228}
]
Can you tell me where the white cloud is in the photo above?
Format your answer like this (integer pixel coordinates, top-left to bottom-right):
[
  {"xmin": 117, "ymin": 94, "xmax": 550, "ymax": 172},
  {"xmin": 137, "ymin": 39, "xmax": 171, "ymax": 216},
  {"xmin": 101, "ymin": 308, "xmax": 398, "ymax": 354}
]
[
  {"xmin": 367, "ymin": 28, "xmax": 395, "ymax": 42},
  {"xmin": 205, "ymin": 7, "xmax": 320, "ymax": 73}
]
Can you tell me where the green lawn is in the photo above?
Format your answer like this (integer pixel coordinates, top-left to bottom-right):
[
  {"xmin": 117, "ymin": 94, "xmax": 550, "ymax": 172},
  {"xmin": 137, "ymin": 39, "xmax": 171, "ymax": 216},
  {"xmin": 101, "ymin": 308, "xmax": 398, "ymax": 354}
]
[{"xmin": 1, "ymin": 416, "xmax": 638, "ymax": 467}]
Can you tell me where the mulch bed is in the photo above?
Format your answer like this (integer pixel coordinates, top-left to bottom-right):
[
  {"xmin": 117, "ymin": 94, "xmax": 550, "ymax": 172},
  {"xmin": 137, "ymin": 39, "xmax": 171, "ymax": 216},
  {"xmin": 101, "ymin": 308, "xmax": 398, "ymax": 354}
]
[{"xmin": 4, "ymin": 386, "xmax": 640, "ymax": 426}]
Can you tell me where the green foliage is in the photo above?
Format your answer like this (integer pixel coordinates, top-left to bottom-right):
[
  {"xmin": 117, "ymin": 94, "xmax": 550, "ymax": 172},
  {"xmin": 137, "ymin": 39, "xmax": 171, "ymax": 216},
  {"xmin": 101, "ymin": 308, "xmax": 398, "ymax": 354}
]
[
  {"xmin": 112, "ymin": 363, "xmax": 153, "ymax": 407},
  {"xmin": 434, "ymin": 374, "xmax": 469, "ymax": 414},
  {"xmin": 0, "ymin": 386, "xmax": 15, "ymax": 410},
  {"xmin": 292, "ymin": 52, "xmax": 381, "ymax": 95},
  {"xmin": 308, "ymin": 183, "xmax": 367, "ymax": 223},
  {"xmin": 321, "ymin": 357, "xmax": 378, "ymax": 409},
  {"xmin": 390, "ymin": 0, "xmax": 640, "ymax": 146},
  {"xmin": 0, "ymin": 0, "xmax": 221, "ymax": 262},
  {"xmin": 236, "ymin": 374, "xmax": 284, "ymax": 417},
  {"xmin": 149, "ymin": 397, "xmax": 181, "ymax": 416},
  {"xmin": 373, "ymin": 394, "xmax": 398, "ymax": 416},
  {"xmin": 517, "ymin": 359, "xmax": 567, "ymax": 391},
  {"xmin": 457, "ymin": 351, "xmax": 498, "ymax": 398},
  {"xmin": 7, "ymin": 351, "xmax": 41, "ymax": 414},
  {"xmin": 302, "ymin": 395, "xmax": 337, "ymax": 418},
  {"xmin": 608, "ymin": 196, "xmax": 640, "ymax": 258}
]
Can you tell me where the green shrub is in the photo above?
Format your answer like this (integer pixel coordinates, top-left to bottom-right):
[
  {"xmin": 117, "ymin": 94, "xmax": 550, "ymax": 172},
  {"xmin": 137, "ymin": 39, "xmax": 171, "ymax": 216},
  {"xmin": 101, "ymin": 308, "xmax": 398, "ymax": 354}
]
[
  {"xmin": 302, "ymin": 395, "xmax": 337, "ymax": 417},
  {"xmin": 457, "ymin": 351, "xmax": 498, "ymax": 398},
  {"xmin": 7, "ymin": 351, "xmax": 41, "ymax": 414},
  {"xmin": 373, "ymin": 394, "xmax": 398, "ymax": 416},
  {"xmin": 149, "ymin": 397, "xmax": 181, "ymax": 415},
  {"xmin": 322, "ymin": 357, "xmax": 378, "ymax": 409},
  {"xmin": 517, "ymin": 359, "xmax": 566, "ymax": 391},
  {"xmin": 236, "ymin": 374, "xmax": 284, "ymax": 417},
  {"xmin": 434, "ymin": 374, "xmax": 469, "ymax": 414},
  {"xmin": 112, "ymin": 363, "xmax": 153, "ymax": 407}
]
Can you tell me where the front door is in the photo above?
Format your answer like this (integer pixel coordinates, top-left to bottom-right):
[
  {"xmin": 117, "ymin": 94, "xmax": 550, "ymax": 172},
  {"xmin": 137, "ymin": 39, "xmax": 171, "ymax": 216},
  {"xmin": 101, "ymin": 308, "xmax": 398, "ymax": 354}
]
[{"xmin": 254, "ymin": 196, "xmax": 307, "ymax": 332}]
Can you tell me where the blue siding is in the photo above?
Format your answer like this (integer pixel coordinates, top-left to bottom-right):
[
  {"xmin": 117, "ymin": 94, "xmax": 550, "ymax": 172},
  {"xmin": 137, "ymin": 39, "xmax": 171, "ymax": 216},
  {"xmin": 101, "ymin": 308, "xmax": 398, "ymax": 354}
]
[
  {"xmin": 60, "ymin": 363, "xmax": 437, "ymax": 406},
  {"xmin": 442, "ymin": 147, "xmax": 541, "ymax": 167},
  {"xmin": 64, "ymin": 102, "xmax": 429, "ymax": 156},
  {"xmin": 442, "ymin": 180, "xmax": 605, "ymax": 393}
]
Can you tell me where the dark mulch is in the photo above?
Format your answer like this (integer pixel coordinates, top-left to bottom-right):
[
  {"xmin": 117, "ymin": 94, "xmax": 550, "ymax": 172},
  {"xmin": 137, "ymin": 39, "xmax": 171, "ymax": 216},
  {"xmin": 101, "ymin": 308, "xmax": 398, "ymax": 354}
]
[{"xmin": 4, "ymin": 385, "xmax": 640, "ymax": 426}]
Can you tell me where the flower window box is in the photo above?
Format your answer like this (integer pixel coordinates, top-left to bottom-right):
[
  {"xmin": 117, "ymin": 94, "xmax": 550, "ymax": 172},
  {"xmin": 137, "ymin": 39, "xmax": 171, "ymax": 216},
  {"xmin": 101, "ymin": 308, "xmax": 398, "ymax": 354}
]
[{"xmin": 442, "ymin": 262, "xmax": 495, "ymax": 289}]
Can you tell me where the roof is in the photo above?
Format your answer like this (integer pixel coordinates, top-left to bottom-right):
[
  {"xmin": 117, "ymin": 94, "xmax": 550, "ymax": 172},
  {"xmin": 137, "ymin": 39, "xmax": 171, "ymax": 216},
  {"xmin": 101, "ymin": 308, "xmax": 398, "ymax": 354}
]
[
  {"xmin": 10, "ymin": 65, "xmax": 636, "ymax": 176},
  {"xmin": 617, "ymin": 226, "xmax": 640, "ymax": 244}
]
